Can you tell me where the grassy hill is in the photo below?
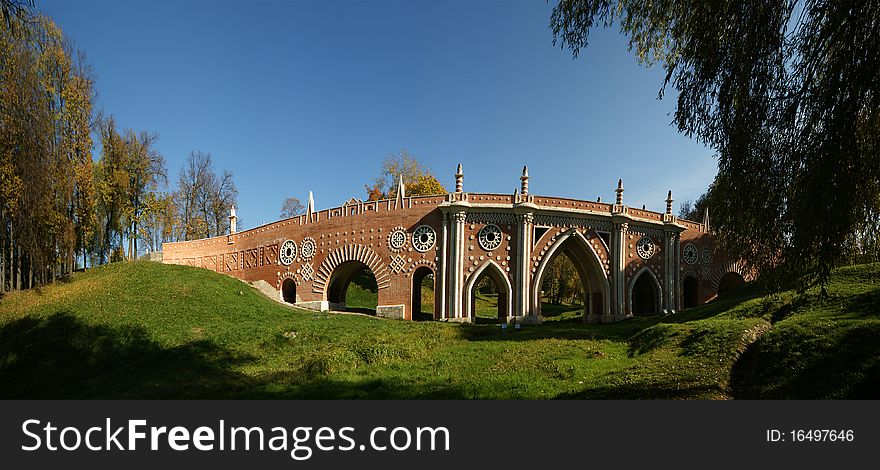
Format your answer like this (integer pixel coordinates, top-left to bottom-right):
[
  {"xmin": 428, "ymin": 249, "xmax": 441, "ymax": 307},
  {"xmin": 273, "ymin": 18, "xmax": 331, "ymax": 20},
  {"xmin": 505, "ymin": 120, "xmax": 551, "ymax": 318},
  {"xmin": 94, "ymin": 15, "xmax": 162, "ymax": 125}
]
[{"xmin": 1, "ymin": 261, "xmax": 877, "ymax": 399}]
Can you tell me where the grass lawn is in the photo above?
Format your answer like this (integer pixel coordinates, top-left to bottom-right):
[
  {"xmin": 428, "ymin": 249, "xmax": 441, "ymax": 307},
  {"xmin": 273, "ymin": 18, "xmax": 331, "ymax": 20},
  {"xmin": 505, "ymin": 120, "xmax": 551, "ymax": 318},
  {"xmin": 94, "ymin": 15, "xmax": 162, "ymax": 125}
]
[{"xmin": 0, "ymin": 261, "xmax": 877, "ymax": 399}]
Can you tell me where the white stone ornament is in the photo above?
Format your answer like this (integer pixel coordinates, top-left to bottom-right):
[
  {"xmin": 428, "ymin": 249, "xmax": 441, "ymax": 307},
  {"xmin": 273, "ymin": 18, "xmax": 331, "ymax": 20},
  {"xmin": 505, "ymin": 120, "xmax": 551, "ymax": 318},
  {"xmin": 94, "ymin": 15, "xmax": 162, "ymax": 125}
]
[
  {"xmin": 388, "ymin": 227, "xmax": 408, "ymax": 252},
  {"xmin": 412, "ymin": 225, "xmax": 436, "ymax": 252},
  {"xmin": 280, "ymin": 240, "xmax": 297, "ymax": 266},
  {"xmin": 389, "ymin": 254, "xmax": 407, "ymax": 273},
  {"xmin": 636, "ymin": 236, "xmax": 656, "ymax": 260},
  {"xmin": 300, "ymin": 262, "xmax": 314, "ymax": 281},
  {"xmin": 683, "ymin": 243, "xmax": 699, "ymax": 265},
  {"xmin": 478, "ymin": 224, "xmax": 503, "ymax": 251},
  {"xmin": 300, "ymin": 237, "xmax": 316, "ymax": 260}
]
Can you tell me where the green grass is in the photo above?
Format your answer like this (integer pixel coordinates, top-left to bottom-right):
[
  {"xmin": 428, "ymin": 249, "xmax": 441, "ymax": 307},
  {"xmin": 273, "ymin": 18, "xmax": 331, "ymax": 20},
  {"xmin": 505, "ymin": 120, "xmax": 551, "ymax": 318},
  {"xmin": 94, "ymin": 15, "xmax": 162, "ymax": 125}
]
[
  {"xmin": 0, "ymin": 261, "xmax": 877, "ymax": 399},
  {"xmin": 342, "ymin": 270, "xmax": 378, "ymax": 314}
]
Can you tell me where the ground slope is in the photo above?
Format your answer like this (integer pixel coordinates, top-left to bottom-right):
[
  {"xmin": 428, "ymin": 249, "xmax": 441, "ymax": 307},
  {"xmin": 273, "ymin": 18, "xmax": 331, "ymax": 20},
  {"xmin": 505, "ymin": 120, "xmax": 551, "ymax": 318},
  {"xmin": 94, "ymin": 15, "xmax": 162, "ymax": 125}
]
[{"xmin": 0, "ymin": 261, "xmax": 876, "ymax": 399}]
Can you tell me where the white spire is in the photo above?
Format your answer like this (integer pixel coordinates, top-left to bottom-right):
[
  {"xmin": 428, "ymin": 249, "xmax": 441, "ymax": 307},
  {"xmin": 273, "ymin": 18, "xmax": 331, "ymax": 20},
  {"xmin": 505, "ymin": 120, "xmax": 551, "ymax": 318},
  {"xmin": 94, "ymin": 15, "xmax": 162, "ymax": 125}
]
[{"xmin": 395, "ymin": 174, "xmax": 406, "ymax": 208}]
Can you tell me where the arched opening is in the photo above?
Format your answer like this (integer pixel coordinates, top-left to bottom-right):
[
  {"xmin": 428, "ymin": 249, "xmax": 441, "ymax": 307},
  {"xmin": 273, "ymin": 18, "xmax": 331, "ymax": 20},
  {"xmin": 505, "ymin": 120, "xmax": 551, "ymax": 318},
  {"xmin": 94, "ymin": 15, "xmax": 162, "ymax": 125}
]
[
  {"xmin": 682, "ymin": 276, "xmax": 699, "ymax": 309},
  {"xmin": 539, "ymin": 250, "xmax": 586, "ymax": 321},
  {"xmin": 281, "ymin": 278, "xmax": 297, "ymax": 304},
  {"xmin": 412, "ymin": 267, "xmax": 435, "ymax": 321},
  {"xmin": 631, "ymin": 270, "xmax": 661, "ymax": 315},
  {"xmin": 466, "ymin": 262, "xmax": 511, "ymax": 324},
  {"xmin": 327, "ymin": 260, "xmax": 378, "ymax": 314},
  {"xmin": 718, "ymin": 272, "xmax": 745, "ymax": 296},
  {"xmin": 531, "ymin": 230, "xmax": 610, "ymax": 323}
]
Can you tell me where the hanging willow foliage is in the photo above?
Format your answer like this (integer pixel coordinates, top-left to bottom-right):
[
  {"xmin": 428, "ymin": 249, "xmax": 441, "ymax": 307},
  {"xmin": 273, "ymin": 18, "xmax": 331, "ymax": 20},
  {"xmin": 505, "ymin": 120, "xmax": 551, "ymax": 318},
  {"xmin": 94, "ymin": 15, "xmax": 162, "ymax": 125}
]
[{"xmin": 550, "ymin": 0, "xmax": 880, "ymax": 291}]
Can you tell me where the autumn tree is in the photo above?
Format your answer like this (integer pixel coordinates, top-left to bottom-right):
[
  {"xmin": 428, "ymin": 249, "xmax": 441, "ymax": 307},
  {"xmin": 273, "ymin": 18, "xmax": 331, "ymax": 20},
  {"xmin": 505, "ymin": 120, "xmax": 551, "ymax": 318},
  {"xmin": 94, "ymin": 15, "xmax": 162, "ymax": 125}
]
[
  {"xmin": 550, "ymin": 0, "xmax": 880, "ymax": 291},
  {"xmin": 280, "ymin": 196, "xmax": 305, "ymax": 219},
  {"xmin": 138, "ymin": 191, "xmax": 176, "ymax": 253},
  {"xmin": 1, "ymin": 13, "xmax": 96, "ymax": 289},
  {"xmin": 541, "ymin": 254, "xmax": 583, "ymax": 306},
  {"xmin": 122, "ymin": 129, "xmax": 166, "ymax": 258},
  {"xmin": 174, "ymin": 151, "xmax": 238, "ymax": 241},
  {"xmin": 365, "ymin": 150, "xmax": 446, "ymax": 200}
]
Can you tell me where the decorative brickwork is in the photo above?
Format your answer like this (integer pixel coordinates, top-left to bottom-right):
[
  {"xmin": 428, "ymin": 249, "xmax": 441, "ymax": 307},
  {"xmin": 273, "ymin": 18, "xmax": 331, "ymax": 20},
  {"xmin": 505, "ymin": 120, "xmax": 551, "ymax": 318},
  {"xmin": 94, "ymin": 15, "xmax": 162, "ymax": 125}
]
[{"xmin": 163, "ymin": 165, "xmax": 741, "ymax": 323}]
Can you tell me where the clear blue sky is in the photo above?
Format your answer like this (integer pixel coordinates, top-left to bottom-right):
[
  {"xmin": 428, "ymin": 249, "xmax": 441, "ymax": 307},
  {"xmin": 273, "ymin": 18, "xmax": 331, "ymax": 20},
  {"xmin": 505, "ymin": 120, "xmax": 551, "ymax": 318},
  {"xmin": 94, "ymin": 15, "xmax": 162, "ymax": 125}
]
[{"xmin": 42, "ymin": 0, "xmax": 715, "ymax": 228}]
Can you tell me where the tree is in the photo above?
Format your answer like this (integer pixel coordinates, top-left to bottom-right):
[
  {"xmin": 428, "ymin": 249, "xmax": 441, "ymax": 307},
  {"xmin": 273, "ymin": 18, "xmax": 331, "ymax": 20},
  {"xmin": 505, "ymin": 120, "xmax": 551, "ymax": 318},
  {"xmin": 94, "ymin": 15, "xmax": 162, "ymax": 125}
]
[
  {"xmin": 1, "ymin": 12, "xmax": 96, "ymax": 289},
  {"xmin": 678, "ymin": 188, "xmax": 711, "ymax": 222},
  {"xmin": 1, "ymin": 0, "xmax": 32, "ymax": 30},
  {"xmin": 122, "ymin": 129, "xmax": 166, "ymax": 259},
  {"xmin": 174, "ymin": 151, "xmax": 237, "ymax": 241},
  {"xmin": 542, "ymin": 254, "xmax": 582, "ymax": 305},
  {"xmin": 95, "ymin": 116, "xmax": 128, "ymax": 263},
  {"xmin": 138, "ymin": 191, "xmax": 176, "ymax": 254},
  {"xmin": 280, "ymin": 196, "xmax": 304, "ymax": 219},
  {"xmin": 550, "ymin": 0, "xmax": 880, "ymax": 291},
  {"xmin": 365, "ymin": 150, "xmax": 446, "ymax": 200}
]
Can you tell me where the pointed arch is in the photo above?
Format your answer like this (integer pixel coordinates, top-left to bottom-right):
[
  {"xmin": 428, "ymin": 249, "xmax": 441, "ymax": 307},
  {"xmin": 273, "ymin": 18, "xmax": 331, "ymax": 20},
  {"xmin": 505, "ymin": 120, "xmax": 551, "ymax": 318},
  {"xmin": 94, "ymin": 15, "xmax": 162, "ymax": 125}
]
[
  {"xmin": 464, "ymin": 260, "xmax": 513, "ymax": 322},
  {"xmin": 531, "ymin": 229, "xmax": 611, "ymax": 319},
  {"xmin": 312, "ymin": 244, "xmax": 390, "ymax": 297},
  {"xmin": 628, "ymin": 266, "xmax": 662, "ymax": 315}
]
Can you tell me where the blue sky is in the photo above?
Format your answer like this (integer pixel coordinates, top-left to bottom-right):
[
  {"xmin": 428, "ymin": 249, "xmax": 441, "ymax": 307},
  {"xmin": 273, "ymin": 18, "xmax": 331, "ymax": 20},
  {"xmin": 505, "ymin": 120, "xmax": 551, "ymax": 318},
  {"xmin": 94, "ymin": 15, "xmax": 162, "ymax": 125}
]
[{"xmin": 42, "ymin": 0, "xmax": 715, "ymax": 228}]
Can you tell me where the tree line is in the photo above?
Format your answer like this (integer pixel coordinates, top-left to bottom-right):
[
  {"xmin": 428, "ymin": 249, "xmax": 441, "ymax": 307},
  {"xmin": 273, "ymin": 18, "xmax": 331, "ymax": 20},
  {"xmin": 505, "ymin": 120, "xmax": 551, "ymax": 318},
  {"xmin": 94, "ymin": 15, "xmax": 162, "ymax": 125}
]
[{"xmin": 0, "ymin": 11, "xmax": 238, "ymax": 293}]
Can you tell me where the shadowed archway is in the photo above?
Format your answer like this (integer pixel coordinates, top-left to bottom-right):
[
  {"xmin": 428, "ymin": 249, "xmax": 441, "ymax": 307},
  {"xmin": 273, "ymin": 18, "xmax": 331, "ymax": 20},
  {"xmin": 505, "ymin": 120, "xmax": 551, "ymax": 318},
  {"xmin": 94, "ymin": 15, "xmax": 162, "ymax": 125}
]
[
  {"xmin": 281, "ymin": 278, "xmax": 297, "ymax": 304},
  {"xmin": 412, "ymin": 266, "xmax": 436, "ymax": 321},
  {"xmin": 718, "ymin": 272, "xmax": 745, "ymax": 295},
  {"xmin": 629, "ymin": 267, "xmax": 662, "ymax": 315},
  {"xmin": 682, "ymin": 275, "xmax": 699, "ymax": 309}
]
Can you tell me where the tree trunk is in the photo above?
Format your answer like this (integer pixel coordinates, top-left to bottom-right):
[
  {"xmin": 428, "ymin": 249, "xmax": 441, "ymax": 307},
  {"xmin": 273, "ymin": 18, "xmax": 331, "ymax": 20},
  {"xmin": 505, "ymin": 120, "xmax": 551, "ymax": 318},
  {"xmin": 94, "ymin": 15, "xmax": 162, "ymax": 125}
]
[{"xmin": 15, "ymin": 243, "xmax": 21, "ymax": 291}]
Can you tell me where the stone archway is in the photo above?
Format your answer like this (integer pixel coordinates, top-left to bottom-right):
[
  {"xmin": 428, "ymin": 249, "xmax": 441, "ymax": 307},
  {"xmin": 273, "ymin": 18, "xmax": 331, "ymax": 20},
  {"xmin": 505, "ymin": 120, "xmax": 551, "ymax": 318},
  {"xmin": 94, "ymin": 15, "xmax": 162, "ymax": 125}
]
[
  {"xmin": 717, "ymin": 272, "xmax": 745, "ymax": 295},
  {"xmin": 313, "ymin": 244, "xmax": 390, "ymax": 297},
  {"xmin": 707, "ymin": 260, "xmax": 751, "ymax": 296},
  {"xmin": 465, "ymin": 261, "xmax": 512, "ymax": 323},
  {"xmin": 281, "ymin": 278, "xmax": 297, "ymax": 303},
  {"xmin": 629, "ymin": 266, "xmax": 662, "ymax": 315},
  {"xmin": 412, "ymin": 266, "xmax": 436, "ymax": 321},
  {"xmin": 531, "ymin": 229, "xmax": 611, "ymax": 323},
  {"xmin": 326, "ymin": 260, "xmax": 378, "ymax": 313}
]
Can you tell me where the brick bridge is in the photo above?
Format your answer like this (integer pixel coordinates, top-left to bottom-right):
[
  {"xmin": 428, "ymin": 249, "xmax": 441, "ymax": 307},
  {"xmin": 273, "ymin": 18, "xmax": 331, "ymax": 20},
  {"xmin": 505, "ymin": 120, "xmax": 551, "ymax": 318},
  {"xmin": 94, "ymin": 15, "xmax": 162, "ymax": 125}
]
[{"xmin": 162, "ymin": 165, "xmax": 750, "ymax": 323}]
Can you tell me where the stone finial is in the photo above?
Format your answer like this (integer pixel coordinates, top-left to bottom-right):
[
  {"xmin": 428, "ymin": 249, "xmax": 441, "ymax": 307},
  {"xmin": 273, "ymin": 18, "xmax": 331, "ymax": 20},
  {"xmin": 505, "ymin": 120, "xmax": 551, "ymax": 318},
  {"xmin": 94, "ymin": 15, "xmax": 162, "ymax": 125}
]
[
  {"xmin": 520, "ymin": 166, "xmax": 529, "ymax": 195},
  {"xmin": 666, "ymin": 190, "xmax": 673, "ymax": 214},
  {"xmin": 395, "ymin": 174, "xmax": 406, "ymax": 207},
  {"xmin": 228, "ymin": 205, "xmax": 237, "ymax": 234},
  {"xmin": 703, "ymin": 207, "xmax": 710, "ymax": 231},
  {"xmin": 455, "ymin": 163, "xmax": 464, "ymax": 193},
  {"xmin": 306, "ymin": 191, "xmax": 315, "ymax": 223},
  {"xmin": 615, "ymin": 179, "xmax": 624, "ymax": 205},
  {"xmin": 597, "ymin": 196, "xmax": 601, "ymax": 203}
]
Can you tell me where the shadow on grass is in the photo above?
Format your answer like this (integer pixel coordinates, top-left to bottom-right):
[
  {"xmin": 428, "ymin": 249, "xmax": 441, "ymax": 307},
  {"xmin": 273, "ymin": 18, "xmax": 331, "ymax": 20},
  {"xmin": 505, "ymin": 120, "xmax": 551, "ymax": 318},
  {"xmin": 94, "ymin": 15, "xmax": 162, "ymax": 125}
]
[
  {"xmin": 342, "ymin": 307, "xmax": 377, "ymax": 316},
  {"xmin": 0, "ymin": 312, "xmax": 475, "ymax": 399},
  {"xmin": 0, "ymin": 312, "xmax": 256, "ymax": 399},
  {"xmin": 730, "ymin": 323, "xmax": 880, "ymax": 399},
  {"xmin": 555, "ymin": 382, "xmax": 723, "ymax": 400},
  {"xmin": 455, "ymin": 315, "xmax": 663, "ymax": 343}
]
